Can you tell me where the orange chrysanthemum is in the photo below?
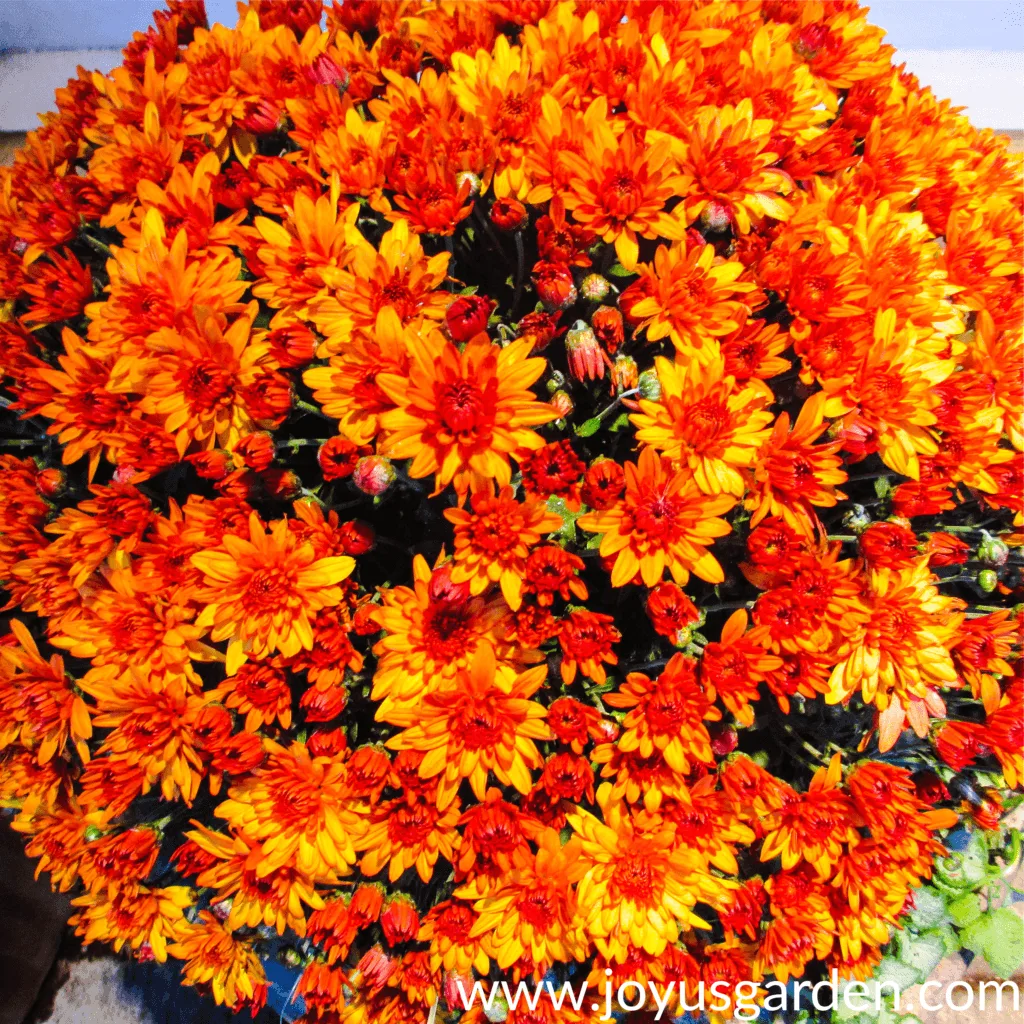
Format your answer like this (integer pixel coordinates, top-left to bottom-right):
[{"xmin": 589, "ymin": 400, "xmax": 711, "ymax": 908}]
[
  {"xmin": 579, "ymin": 446, "xmax": 735, "ymax": 587},
  {"xmin": 377, "ymin": 333, "xmax": 556, "ymax": 499},
  {"xmin": 191, "ymin": 511, "xmax": 355, "ymax": 673},
  {"xmin": 386, "ymin": 645, "xmax": 551, "ymax": 810},
  {"xmin": 444, "ymin": 486, "xmax": 563, "ymax": 610}
]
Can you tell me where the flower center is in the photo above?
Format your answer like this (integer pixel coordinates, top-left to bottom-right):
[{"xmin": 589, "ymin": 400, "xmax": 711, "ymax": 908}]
[{"xmin": 438, "ymin": 380, "xmax": 487, "ymax": 436}]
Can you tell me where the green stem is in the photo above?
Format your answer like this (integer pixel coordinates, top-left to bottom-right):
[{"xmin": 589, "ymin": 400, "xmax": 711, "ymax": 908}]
[
  {"xmin": 79, "ymin": 233, "xmax": 113, "ymax": 257},
  {"xmin": 293, "ymin": 399, "xmax": 330, "ymax": 420}
]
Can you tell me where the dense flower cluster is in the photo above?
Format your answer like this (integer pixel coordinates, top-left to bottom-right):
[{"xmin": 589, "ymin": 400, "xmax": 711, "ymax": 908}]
[{"xmin": 0, "ymin": 1, "xmax": 1021, "ymax": 1021}]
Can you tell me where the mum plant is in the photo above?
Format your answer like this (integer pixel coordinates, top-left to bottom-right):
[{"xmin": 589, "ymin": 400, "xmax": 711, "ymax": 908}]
[{"xmin": 0, "ymin": 1, "xmax": 1021, "ymax": 1022}]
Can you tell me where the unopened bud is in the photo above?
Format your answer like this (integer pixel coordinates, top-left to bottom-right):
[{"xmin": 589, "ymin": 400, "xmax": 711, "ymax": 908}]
[
  {"xmin": 977, "ymin": 531, "xmax": 1009, "ymax": 568},
  {"xmin": 580, "ymin": 273, "xmax": 610, "ymax": 302},
  {"xmin": 637, "ymin": 368, "xmax": 661, "ymax": 401},
  {"xmin": 565, "ymin": 320, "xmax": 605, "ymax": 382},
  {"xmin": 611, "ymin": 354, "xmax": 638, "ymax": 393},
  {"xmin": 550, "ymin": 390, "xmax": 574, "ymax": 419},
  {"xmin": 353, "ymin": 456, "xmax": 395, "ymax": 496},
  {"xmin": 842, "ymin": 504, "xmax": 871, "ymax": 534},
  {"xmin": 977, "ymin": 568, "xmax": 999, "ymax": 593}
]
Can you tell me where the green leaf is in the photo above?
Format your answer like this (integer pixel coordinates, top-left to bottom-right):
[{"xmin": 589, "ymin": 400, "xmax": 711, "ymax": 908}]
[
  {"xmin": 606, "ymin": 262, "xmax": 635, "ymax": 277},
  {"xmin": 935, "ymin": 833, "xmax": 989, "ymax": 890},
  {"xmin": 976, "ymin": 907, "xmax": 1024, "ymax": 979},
  {"xmin": 947, "ymin": 892, "xmax": 983, "ymax": 929},
  {"xmin": 547, "ymin": 496, "xmax": 582, "ymax": 544},
  {"xmin": 896, "ymin": 930, "xmax": 946, "ymax": 981},
  {"xmin": 908, "ymin": 886, "xmax": 949, "ymax": 930},
  {"xmin": 575, "ymin": 417, "xmax": 602, "ymax": 438},
  {"xmin": 608, "ymin": 412, "xmax": 630, "ymax": 433},
  {"xmin": 874, "ymin": 955, "xmax": 925, "ymax": 992}
]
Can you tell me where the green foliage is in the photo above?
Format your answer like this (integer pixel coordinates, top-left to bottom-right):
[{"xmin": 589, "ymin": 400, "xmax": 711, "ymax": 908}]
[{"xmin": 816, "ymin": 826, "xmax": 1024, "ymax": 1024}]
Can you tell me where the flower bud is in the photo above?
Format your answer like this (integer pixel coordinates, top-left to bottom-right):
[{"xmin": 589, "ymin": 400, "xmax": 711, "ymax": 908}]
[
  {"xmin": 565, "ymin": 320, "xmax": 605, "ymax": 382},
  {"xmin": 353, "ymin": 455, "xmax": 395, "ymax": 496},
  {"xmin": 611, "ymin": 354, "xmax": 638, "ymax": 393},
  {"xmin": 484, "ymin": 990, "xmax": 509, "ymax": 1023},
  {"xmin": 516, "ymin": 310, "xmax": 561, "ymax": 353},
  {"xmin": 977, "ymin": 531, "xmax": 1009, "ymax": 568},
  {"xmin": 351, "ymin": 883, "xmax": 385, "ymax": 924},
  {"xmin": 429, "ymin": 563, "xmax": 471, "ymax": 604},
  {"xmin": 977, "ymin": 568, "xmax": 999, "ymax": 593},
  {"xmin": 188, "ymin": 449, "xmax": 232, "ymax": 480},
  {"xmin": 36, "ymin": 467, "xmax": 65, "ymax": 498},
  {"xmin": 911, "ymin": 769, "xmax": 949, "ymax": 805},
  {"xmin": 308, "ymin": 53, "xmax": 350, "ymax": 91},
  {"xmin": 319, "ymin": 436, "xmax": 366, "ymax": 482},
  {"xmin": 235, "ymin": 431, "xmax": 275, "ymax": 472},
  {"xmin": 444, "ymin": 971, "xmax": 476, "ymax": 1011},
  {"xmin": 356, "ymin": 945, "xmax": 396, "ymax": 987},
  {"xmin": 699, "ymin": 199, "xmax": 732, "ymax": 233},
  {"xmin": 591, "ymin": 304, "xmax": 624, "ymax": 354},
  {"xmin": 352, "ymin": 603, "xmax": 380, "ymax": 635},
  {"xmin": 211, "ymin": 898, "xmax": 233, "ymax": 921},
  {"xmin": 550, "ymin": 389, "xmax": 574, "ymax": 419},
  {"xmin": 445, "ymin": 294, "xmax": 493, "ymax": 343},
  {"xmin": 490, "ymin": 197, "xmax": 528, "ymax": 231},
  {"xmin": 266, "ymin": 324, "xmax": 318, "ymax": 367},
  {"xmin": 580, "ymin": 273, "xmax": 610, "ymax": 302},
  {"xmin": 545, "ymin": 369, "xmax": 567, "ymax": 393},
  {"xmin": 261, "ymin": 468, "xmax": 301, "ymax": 499},
  {"xmin": 533, "ymin": 261, "xmax": 577, "ymax": 311},
  {"xmin": 709, "ymin": 722, "xmax": 739, "ymax": 757},
  {"xmin": 307, "ymin": 727, "xmax": 347, "ymax": 758},
  {"xmin": 380, "ymin": 894, "xmax": 420, "ymax": 946},
  {"xmin": 618, "ymin": 277, "xmax": 653, "ymax": 326},
  {"xmin": 300, "ymin": 682, "xmax": 347, "ymax": 721},
  {"xmin": 637, "ymin": 368, "xmax": 661, "ymax": 401},
  {"xmin": 842, "ymin": 504, "xmax": 871, "ymax": 534},
  {"xmin": 83, "ymin": 825, "xmax": 104, "ymax": 842},
  {"xmin": 241, "ymin": 97, "xmax": 285, "ymax": 134},
  {"xmin": 926, "ymin": 531, "xmax": 970, "ymax": 567}
]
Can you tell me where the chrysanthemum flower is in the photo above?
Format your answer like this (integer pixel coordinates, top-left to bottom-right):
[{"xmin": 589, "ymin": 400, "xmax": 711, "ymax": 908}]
[
  {"xmin": 746, "ymin": 391, "xmax": 848, "ymax": 535},
  {"xmin": 169, "ymin": 911, "xmax": 267, "ymax": 1012},
  {"xmin": 419, "ymin": 899, "xmax": 491, "ymax": 976},
  {"xmin": 308, "ymin": 217, "xmax": 451, "ymax": 355},
  {"xmin": 371, "ymin": 554, "xmax": 525, "ymax": 715},
  {"xmin": 191, "ymin": 511, "xmax": 354, "ymax": 673},
  {"xmin": 700, "ymin": 610, "xmax": 783, "ymax": 727},
  {"xmin": 601, "ymin": 654, "xmax": 716, "ymax": 775},
  {"xmin": 628, "ymin": 239, "xmax": 757, "ymax": 359},
  {"xmin": 826, "ymin": 557, "xmax": 964, "ymax": 752},
  {"xmin": 457, "ymin": 828, "xmax": 589, "ymax": 974},
  {"xmin": 357, "ymin": 791, "xmax": 461, "ymax": 883},
  {"xmin": 681, "ymin": 99, "xmax": 794, "ymax": 233},
  {"xmin": 578, "ymin": 446, "xmax": 735, "ymax": 587},
  {"xmin": 385, "ymin": 644, "xmax": 551, "ymax": 810},
  {"xmin": 377, "ymin": 333, "xmax": 556, "ymax": 500},
  {"xmin": 631, "ymin": 353, "xmax": 773, "ymax": 495},
  {"xmin": 444, "ymin": 486, "xmax": 563, "ymax": 610},
  {"xmin": 820, "ymin": 309, "xmax": 954, "ymax": 479},
  {"xmin": 0, "ymin": 618, "xmax": 92, "ymax": 765},
  {"xmin": 557, "ymin": 609, "xmax": 620, "ymax": 685},
  {"xmin": 213, "ymin": 738, "xmax": 367, "ymax": 879},
  {"xmin": 760, "ymin": 755, "xmax": 857, "ymax": 878},
  {"xmin": 568, "ymin": 783, "xmax": 731, "ymax": 962},
  {"xmin": 562, "ymin": 107, "xmax": 689, "ymax": 270},
  {"xmin": 70, "ymin": 884, "xmax": 192, "ymax": 963}
]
